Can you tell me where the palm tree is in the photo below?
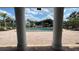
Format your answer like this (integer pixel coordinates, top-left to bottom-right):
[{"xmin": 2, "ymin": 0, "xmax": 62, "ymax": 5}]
[
  {"xmin": 0, "ymin": 12, "xmax": 7, "ymax": 30},
  {"xmin": 67, "ymin": 11, "xmax": 76, "ymax": 19}
]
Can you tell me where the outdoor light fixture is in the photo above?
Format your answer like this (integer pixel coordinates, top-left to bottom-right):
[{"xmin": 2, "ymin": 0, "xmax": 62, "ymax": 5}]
[{"xmin": 37, "ymin": 8, "xmax": 41, "ymax": 10}]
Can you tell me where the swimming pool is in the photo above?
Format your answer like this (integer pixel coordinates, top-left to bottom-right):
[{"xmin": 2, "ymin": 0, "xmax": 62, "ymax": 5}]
[{"xmin": 26, "ymin": 27, "xmax": 53, "ymax": 31}]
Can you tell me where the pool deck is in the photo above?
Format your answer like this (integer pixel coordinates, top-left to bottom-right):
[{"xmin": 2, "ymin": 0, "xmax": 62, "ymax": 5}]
[{"xmin": 0, "ymin": 29, "xmax": 79, "ymax": 50}]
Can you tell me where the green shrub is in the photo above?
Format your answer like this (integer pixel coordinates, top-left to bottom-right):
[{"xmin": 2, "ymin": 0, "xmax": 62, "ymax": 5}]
[{"xmin": 0, "ymin": 27, "xmax": 7, "ymax": 31}]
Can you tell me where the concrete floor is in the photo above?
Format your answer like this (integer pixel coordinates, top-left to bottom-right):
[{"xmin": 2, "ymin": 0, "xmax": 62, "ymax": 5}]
[{"xmin": 0, "ymin": 29, "xmax": 79, "ymax": 51}]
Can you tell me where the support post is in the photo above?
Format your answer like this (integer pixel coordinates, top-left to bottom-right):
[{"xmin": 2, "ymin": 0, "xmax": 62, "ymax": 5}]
[
  {"xmin": 15, "ymin": 7, "xmax": 26, "ymax": 51},
  {"xmin": 53, "ymin": 7, "xmax": 64, "ymax": 50}
]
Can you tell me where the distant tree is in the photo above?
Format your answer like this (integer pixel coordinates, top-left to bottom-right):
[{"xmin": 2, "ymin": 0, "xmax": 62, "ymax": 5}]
[
  {"xmin": 6, "ymin": 16, "xmax": 14, "ymax": 28},
  {"xmin": 0, "ymin": 12, "xmax": 7, "ymax": 30},
  {"xmin": 0, "ymin": 12, "xmax": 15, "ymax": 30},
  {"xmin": 27, "ymin": 19, "xmax": 36, "ymax": 27},
  {"xmin": 64, "ymin": 11, "xmax": 79, "ymax": 30},
  {"xmin": 67, "ymin": 11, "xmax": 76, "ymax": 19}
]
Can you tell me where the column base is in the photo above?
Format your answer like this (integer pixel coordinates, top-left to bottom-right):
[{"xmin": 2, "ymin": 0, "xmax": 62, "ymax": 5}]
[
  {"xmin": 17, "ymin": 46, "xmax": 27, "ymax": 51},
  {"xmin": 52, "ymin": 47, "xmax": 63, "ymax": 51}
]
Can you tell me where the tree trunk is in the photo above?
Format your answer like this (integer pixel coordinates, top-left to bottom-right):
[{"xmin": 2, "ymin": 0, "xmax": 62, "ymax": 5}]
[{"xmin": 3, "ymin": 18, "xmax": 7, "ymax": 30}]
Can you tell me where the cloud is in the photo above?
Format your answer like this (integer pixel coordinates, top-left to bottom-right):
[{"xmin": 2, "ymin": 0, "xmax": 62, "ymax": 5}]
[
  {"xmin": 64, "ymin": 12, "xmax": 70, "ymax": 19},
  {"xmin": 0, "ymin": 9, "xmax": 12, "ymax": 17},
  {"xmin": 42, "ymin": 8, "xmax": 53, "ymax": 13},
  {"xmin": 25, "ymin": 8, "xmax": 39, "ymax": 15},
  {"xmin": 0, "ymin": 9, "xmax": 16, "ymax": 20},
  {"xmin": 64, "ymin": 8, "xmax": 79, "ymax": 18},
  {"xmin": 25, "ymin": 8, "xmax": 54, "ymax": 21},
  {"xmin": 47, "ymin": 14, "xmax": 54, "ymax": 20},
  {"xmin": 0, "ymin": 10, "xmax": 7, "ymax": 13},
  {"xmin": 25, "ymin": 8, "xmax": 79, "ymax": 21}
]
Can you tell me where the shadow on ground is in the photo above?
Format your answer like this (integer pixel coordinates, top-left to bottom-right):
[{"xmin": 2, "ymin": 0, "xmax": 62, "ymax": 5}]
[{"xmin": 0, "ymin": 46, "xmax": 79, "ymax": 51}]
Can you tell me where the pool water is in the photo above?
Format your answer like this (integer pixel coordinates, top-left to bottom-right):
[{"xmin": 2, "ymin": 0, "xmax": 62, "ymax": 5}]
[{"xmin": 26, "ymin": 27, "xmax": 53, "ymax": 31}]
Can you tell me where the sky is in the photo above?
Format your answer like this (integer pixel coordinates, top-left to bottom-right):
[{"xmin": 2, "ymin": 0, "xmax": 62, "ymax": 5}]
[
  {"xmin": 0, "ymin": 8, "xmax": 15, "ymax": 20},
  {"xmin": 0, "ymin": 7, "xmax": 79, "ymax": 21}
]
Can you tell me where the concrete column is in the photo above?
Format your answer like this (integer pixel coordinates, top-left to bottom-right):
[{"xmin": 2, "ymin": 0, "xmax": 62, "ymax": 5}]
[
  {"xmin": 15, "ymin": 7, "xmax": 26, "ymax": 51},
  {"xmin": 53, "ymin": 7, "xmax": 64, "ymax": 50}
]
